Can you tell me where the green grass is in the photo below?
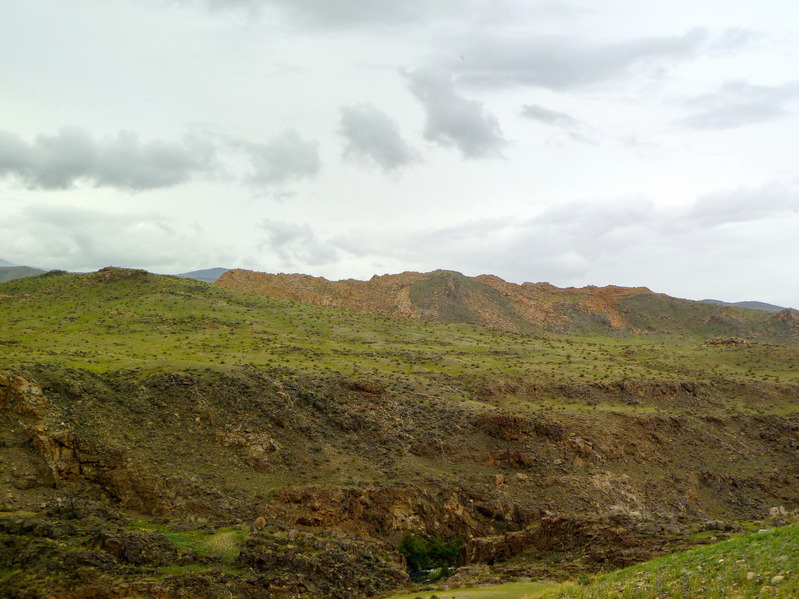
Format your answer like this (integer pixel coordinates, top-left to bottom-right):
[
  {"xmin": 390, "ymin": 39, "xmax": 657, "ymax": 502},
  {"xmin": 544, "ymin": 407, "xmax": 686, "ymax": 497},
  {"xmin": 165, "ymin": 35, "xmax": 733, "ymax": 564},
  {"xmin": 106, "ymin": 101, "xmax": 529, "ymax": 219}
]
[
  {"xmin": 387, "ymin": 580, "xmax": 567, "ymax": 599},
  {"xmin": 390, "ymin": 525, "xmax": 799, "ymax": 599},
  {"xmin": 1, "ymin": 269, "xmax": 797, "ymax": 396},
  {"xmin": 544, "ymin": 523, "xmax": 799, "ymax": 598},
  {"xmin": 129, "ymin": 519, "xmax": 247, "ymax": 563}
]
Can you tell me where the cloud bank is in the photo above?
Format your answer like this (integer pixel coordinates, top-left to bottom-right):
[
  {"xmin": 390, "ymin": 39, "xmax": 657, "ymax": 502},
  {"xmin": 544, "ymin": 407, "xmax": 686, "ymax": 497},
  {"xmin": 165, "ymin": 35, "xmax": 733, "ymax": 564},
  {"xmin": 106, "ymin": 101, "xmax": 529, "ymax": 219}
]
[
  {"xmin": 0, "ymin": 203, "xmax": 224, "ymax": 273},
  {"xmin": 0, "ymin": 128, "xmax": 216, "ymax": 190},
  {"xmin": 0, "ymin": 127, "xmax": 322, "ymax": 191}
]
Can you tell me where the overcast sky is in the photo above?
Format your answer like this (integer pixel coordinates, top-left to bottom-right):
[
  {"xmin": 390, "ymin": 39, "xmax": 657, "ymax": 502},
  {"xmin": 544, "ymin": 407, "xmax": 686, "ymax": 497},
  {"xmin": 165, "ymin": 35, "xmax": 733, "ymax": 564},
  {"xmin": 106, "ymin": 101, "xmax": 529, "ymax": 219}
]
[{"xmin": 2, "ymin": 1, "xmax": 798, "ymax": 307}]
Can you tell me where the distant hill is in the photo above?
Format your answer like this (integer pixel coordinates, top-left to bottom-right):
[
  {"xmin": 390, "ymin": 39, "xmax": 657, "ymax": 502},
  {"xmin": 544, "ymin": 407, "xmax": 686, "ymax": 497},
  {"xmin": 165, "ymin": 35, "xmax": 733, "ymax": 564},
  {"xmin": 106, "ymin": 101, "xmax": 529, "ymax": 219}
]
[
  {"xmin": 0, "ymin": 258, "xmax": 17, "ymax": 267},
  {"xmin": 216, "ymin": 268, "xmax": 799, "ymax": 340},
  {"xmin": 0, "ymin": 265, "xmax": 47, "ymax": 283},
  {"xmin": 174, "ymin": 267, "xmax": 229, "ymax": 283},
  {"xmin": 701, "ymin": 298, "xmax": 787, "ymax": 312}
]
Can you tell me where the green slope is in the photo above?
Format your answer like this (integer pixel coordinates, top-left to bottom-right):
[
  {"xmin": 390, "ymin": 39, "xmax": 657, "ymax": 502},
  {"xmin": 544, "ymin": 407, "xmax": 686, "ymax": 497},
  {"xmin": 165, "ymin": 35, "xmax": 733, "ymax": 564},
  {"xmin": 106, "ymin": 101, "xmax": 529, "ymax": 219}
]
[
  {"xmin": 545, "ymin": 523, "xmax": 799, "ymax": 598},
  {"xmin": 1, "ymin": 267, "xmax": 797, "ymax": 387}
]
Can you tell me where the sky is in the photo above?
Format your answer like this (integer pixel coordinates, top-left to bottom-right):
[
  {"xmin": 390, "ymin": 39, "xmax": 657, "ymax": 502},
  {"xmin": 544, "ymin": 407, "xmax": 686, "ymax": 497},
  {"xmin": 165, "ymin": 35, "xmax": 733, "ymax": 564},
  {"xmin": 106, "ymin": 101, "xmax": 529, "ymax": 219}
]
[{"xmin": 1, "ymin": 1, "xmax": 798, "ymax": 307}]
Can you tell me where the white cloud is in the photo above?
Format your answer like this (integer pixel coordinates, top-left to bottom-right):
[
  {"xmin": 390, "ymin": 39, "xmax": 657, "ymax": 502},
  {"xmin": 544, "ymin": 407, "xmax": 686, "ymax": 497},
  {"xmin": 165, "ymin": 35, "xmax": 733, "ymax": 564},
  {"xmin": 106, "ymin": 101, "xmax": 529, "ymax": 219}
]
[
  {"xmin": 678, "ymin": 80, "xmax": 799, "ymax": 130},
  {"xmin": 321, "ymin": 181, "xmax": 799, "ymax": 303},
  {"xmin": 258, "ymin": 219, "xmax": 338, "ymax": 267}
]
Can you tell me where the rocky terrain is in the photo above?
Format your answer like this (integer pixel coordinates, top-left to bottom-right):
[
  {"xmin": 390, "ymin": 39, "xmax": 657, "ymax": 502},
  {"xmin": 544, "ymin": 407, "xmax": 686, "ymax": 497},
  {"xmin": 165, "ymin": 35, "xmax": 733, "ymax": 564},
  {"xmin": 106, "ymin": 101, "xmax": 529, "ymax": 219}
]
[
  {"xmin": 1, "ymin": 268, "xmax": 798, "ymax": 597},
  {"xmin": 216, "ymin": 268, "xmax": 799, "ymax": 338}
]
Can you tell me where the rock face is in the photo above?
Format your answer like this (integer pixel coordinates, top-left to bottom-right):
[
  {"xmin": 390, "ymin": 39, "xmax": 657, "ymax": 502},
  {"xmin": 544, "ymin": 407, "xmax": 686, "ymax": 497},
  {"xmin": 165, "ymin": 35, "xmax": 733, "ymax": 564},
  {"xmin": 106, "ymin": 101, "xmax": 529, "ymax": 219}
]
[
  {"xmin": 262, "ymin": 485, "xmax": 527, "ymax": 541},
  {"xmin": 461, "ymin": 514, "xmax": 688, "ymax": 571},
  {"xmin": 216, "ymin": 268, "xmax": 795, "ymax": 338},
  {"xmin": 237, "ymin": 527, "xmax": 409, "ymax": 599},
  {"xmin": 4, "ymin": 365, "xmax": 799, "ymax": 597},
  {"xmin": 0, "ymin": 371, "xmax": 47, "ymax": 418},
  {"xmin": 215, "ymin": 268, "xmax": 655, "ymax": 333}
]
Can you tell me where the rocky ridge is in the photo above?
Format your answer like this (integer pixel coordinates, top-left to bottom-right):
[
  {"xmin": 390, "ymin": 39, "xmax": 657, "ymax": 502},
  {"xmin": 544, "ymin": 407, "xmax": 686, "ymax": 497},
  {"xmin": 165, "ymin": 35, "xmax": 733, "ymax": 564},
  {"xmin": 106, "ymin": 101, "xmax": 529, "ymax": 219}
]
[{"xmin": 215, "ymin": 268, "xmax": 799, "ymax": 338}]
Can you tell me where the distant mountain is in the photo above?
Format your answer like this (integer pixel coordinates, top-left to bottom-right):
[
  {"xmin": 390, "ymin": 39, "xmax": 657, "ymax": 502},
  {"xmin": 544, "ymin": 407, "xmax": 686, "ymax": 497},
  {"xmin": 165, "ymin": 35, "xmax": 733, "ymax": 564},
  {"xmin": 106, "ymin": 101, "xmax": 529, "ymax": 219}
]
[
  {"xmin": 215, "ymin": 268, "xmax": 799, "ymax": 340},
  {"xmin": 0, "ymin": 258, "xmax": 16, "ymax": 267},
  {"xmin": 0, "ymin": 265, "xmax": 47, "ymax": 283},
  {"xmin": 174, "ymin": 267, "xmax": 229, "ymax": 283},
  {"xmin": 701, "ymin": 299, "xmax": 787, "ymax": 312}
]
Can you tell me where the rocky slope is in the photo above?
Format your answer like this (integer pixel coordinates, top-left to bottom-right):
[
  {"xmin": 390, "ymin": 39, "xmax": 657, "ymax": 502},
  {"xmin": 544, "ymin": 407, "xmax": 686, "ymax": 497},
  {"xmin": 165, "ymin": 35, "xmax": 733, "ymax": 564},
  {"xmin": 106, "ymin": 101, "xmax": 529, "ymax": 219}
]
[
  {"xmin": 3, "ymin": 365, "xmax": 799, "ymax": 597},
  {"xmin": 215, "ymin": 268, "xmax": 799, "ymax": 338}
]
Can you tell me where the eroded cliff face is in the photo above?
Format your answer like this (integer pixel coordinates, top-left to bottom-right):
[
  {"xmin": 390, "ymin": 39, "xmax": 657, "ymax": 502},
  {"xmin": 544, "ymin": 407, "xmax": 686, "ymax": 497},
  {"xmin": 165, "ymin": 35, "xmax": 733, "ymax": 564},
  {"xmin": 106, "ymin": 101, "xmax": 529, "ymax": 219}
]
[
  {"xmin": 215, "ymin": 269, "xmax": 799, "ymax": 340},
  {"xmin": 3, "ymin": 366, "xmax": 799, "ymax": 597},
  {"xmin": 4, "ymin": 367, "xmax": 799, "ymax": 527},
  {"xmin": 214, "ymin": 268, "xmax": 654, "ymax": 332}
]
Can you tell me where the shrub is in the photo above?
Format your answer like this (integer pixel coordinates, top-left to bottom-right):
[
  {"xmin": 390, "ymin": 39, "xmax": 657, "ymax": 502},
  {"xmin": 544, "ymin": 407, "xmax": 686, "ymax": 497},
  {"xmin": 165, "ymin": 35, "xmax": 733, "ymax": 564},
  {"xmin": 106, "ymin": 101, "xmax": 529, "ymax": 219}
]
[{"xmin": 398, "ymin": 532, "xmax": 463, "ymax": 572}]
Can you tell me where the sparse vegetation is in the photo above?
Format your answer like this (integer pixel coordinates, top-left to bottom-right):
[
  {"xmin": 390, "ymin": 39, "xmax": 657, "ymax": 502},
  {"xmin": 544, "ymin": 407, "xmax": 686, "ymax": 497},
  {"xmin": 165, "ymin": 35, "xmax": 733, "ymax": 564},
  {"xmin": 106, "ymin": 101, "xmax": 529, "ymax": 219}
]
[
  {"xmin": 1, "ymin": 267, "xmax": 798, "ymax": 598},
  {"xmin": 543, "ymin": 523, "xmax": 799, "ymax": 598}
]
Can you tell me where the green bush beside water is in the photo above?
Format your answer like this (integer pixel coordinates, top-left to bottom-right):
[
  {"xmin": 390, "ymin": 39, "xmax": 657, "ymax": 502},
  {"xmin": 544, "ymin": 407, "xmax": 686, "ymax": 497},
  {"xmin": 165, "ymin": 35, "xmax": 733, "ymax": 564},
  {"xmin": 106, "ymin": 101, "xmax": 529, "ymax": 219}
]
[{"xmin": 399, "ymin": 533, "xmax": 464, "ymax": 572}]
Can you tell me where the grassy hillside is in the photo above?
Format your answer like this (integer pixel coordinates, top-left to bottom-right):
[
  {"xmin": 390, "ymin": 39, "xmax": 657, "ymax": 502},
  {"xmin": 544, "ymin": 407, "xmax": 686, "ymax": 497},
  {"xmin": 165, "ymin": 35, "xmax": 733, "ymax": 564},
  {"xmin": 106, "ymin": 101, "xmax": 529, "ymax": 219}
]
[
  {"xmin": 544, "ymin": 522, "xmax": 799, "ymax": 598},
  {"xmin": 389, "ymin": 524, "xmax": 799, "ymax": 598},
  {"xmin": 2, "ymin": 267, "xmax": 799, "ymax": 599},
  {"xmin": 2, "ymin": 267, "xmax": 796, "ymax": 386}
]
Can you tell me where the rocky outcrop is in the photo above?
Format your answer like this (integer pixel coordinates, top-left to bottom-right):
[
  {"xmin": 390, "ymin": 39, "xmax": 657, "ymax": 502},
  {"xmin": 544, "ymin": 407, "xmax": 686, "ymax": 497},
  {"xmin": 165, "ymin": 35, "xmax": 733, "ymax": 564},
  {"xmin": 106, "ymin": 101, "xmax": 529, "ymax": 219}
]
[
  {"xmin": 0, "ymin": 371, "xmax": 47, "ymax": 419},
  {"xmin": 262, "ymin": 484, "xmax": 529, "ymax": 541},
  {"xmin": 237, "ymin": 526, "xmax": 409, "ymax": 599},
  {"xmin": 462, "ymin": 513, "xmax": 690, "ymax": 571},
  {"xmin": 214, "ymin": 268, "xmax": 657, "ymax": 333}
]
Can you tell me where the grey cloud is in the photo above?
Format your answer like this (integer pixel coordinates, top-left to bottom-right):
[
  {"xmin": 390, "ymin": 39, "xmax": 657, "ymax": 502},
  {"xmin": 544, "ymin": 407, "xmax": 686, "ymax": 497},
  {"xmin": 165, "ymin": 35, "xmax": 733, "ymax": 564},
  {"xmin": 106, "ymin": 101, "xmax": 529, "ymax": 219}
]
[
  {"xmin": 520, "ymin": 103, "xmax": 596, "ymax": 142},
  {"xmin": 403, "ymin": 67, "xmax": 505, "ymax": 158},
  {"xmin": 0, "ymin": 128, "xmax": 216, "ymax": 190},
  {"xmin": 259, "ymin": 219, "xmax": 338, "ymax": 267},
  {"xmin": 679, "ymin": 80, "xmax": 799, "ymax": 130},
  {"xmin": 241, "ymin": 129, "xmax": 321, "ymax": 185},
  {"xmin": 339, "ymin": 103, "xmax": 419, "ymax": 171},
  {"xmin": 448, "ymin": 27, "xmax": 710, "ymax": 89}
]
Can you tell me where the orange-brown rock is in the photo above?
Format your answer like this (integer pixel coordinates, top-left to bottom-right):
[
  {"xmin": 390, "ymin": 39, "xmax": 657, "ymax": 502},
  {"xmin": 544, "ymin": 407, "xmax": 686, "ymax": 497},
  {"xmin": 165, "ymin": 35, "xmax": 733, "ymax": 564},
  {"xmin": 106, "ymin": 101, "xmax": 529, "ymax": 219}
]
[{"xmin": 215, "ymin": 269, "xmax": 656, "ymax": 333}]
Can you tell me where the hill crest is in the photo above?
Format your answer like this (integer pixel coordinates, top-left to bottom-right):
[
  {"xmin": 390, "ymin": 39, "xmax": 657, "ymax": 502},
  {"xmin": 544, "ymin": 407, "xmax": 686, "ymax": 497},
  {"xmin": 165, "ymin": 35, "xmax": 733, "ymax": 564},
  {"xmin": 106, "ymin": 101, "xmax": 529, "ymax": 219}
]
[{"xmin": 215, "ymin": 268, "xmax": 795, "ymax": 339}]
